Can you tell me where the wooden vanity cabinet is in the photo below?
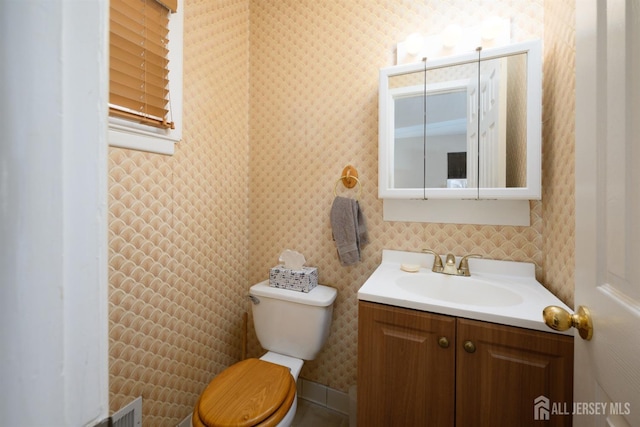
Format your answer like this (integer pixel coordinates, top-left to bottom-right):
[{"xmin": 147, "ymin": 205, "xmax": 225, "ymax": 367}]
[
  {"xmin": 358, "ymin": 301, "xmax": 574, "ymax": 427},
  {"xmin": 357, "ymin": 301, "xmax": 456, "ymax": 426},
  {"xmin": 455, "ymin": 317, "xmax": 574, "ymax": 426}
]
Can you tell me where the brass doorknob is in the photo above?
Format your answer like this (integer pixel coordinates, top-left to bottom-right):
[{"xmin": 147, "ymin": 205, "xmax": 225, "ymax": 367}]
[{"xmin": 543, "ymin": 305, "xmax": 593, "ymax": 340}]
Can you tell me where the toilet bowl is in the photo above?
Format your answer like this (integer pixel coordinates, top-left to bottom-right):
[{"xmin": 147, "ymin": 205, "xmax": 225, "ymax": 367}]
[{"xmin": 192, "ymin": 280, "xmax": 337, "ymax": 427}]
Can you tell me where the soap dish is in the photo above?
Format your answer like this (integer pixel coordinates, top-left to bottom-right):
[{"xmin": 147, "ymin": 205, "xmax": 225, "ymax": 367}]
[{"xmin": 400, "ymin": 263, "xmax": 420, "ymax": 273}]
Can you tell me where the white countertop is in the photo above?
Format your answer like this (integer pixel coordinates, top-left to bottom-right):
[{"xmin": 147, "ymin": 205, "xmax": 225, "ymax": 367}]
[{"xmin": 357, "ymin": 250, "xmax": 574, "ymax": 335}]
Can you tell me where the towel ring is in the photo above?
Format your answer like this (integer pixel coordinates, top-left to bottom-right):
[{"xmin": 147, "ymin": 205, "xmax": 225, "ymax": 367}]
[{"xmin": 334, "ymin": 174, "xmax": 363, "ymax": 199}]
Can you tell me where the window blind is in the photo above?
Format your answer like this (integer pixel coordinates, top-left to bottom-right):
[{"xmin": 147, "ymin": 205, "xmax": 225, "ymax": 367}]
[{"xmin": 109, "ymin": 0, "xmax": 177, "ymax": 129}]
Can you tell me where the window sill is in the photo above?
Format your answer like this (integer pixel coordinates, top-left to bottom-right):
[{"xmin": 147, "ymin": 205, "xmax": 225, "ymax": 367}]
[{"xmin": 108, "ymin": 118, "xmax": 180, "ymax": 156}]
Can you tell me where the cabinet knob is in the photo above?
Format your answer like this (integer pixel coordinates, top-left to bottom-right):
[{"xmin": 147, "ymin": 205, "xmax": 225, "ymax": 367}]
[
  {"xmin": 438, "ymin": 336, "xmax": 450, "ymax": 348},
  {"xmin": 463, "ymin": 340, "xmax": 476, "ymax": 353}
]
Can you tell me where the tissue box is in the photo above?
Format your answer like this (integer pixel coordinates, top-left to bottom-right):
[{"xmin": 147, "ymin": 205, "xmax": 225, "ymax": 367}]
[{"xmin": 269, "ymin": 265, "xmax": 318, "ymax": 292}]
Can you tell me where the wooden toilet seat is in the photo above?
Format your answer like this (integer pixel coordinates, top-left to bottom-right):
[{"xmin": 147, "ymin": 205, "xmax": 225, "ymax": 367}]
[{"xmin": 193, "ymin": 358, "xmax": 296, "ymax": 427}]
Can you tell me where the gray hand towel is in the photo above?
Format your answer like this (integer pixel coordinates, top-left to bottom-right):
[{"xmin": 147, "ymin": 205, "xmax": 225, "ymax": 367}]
[{"xmin": 330, "ymin": 196, "xmax": 369, "ymax": 266}]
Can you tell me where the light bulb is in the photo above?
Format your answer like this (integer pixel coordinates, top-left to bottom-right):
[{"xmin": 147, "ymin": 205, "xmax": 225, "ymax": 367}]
[
  {"xmin": 404, "ymin": 32, "xmax": 424, "ymax": 56},
  {"xmin": 481, "ymin": 16, "xmax": 504, "ymax": 41},
  {"xmin": 441, "ymin": 24, "xmax": 462, "ymax": 49}
]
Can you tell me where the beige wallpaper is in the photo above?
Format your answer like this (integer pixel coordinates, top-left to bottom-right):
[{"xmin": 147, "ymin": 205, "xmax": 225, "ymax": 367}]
[
  {"xmin": 541, "ymin": 0, "xmax": 576, "ymax": 307},
  {"xmin": 108, "ymin": 1, "xmax": 575, "ymax": 426},
  {"xmin": 108, "ymin": 1, "xmax": 250, "ymax": 425}
]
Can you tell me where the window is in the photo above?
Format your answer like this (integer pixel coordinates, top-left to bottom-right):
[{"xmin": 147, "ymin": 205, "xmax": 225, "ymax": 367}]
[{"xmin": 108, "ymin": 0, "xmax": 183, "ymax": 155}]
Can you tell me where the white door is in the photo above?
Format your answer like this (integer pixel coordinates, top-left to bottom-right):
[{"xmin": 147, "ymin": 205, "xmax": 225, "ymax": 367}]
[
  {"xmin": 574, "ymin": 1, "xmax": 640, "ymax": 426},
  {"xmin": 466, "ymin": 78, "xmax": 479, "ymax": 189},
  {"xmin": 478, "ymin": 57, "xmax": 506, "ymax": 188}
]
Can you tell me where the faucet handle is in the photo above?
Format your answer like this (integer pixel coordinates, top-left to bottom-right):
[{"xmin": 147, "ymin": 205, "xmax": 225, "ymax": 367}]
[
  {"xmin": 458, "ymin": 254, "xmax": 482, "ymax": 276},
  {"xmin": 421, "ymin": 248, "xmax": 444, "ymax": 272}
]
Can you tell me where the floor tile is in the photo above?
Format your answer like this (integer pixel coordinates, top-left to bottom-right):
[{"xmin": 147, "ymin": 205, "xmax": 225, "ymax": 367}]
[{"xmin": 292, "ymin": 398, "xmax": 349, "ymax": 427}]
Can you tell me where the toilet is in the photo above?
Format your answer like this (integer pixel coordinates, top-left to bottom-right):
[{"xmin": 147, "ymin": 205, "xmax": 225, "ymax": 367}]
[{"xmin": 192, "ymin": 280, "xmax": 337, "ymax": 427}]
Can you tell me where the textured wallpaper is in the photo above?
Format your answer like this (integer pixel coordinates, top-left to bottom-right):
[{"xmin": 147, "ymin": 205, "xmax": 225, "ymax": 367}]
[
  {"xmin": 541, "ymin": 0, "xmax": 576, "ymax": 307},
  {"xmin": 108, "ymin": 1, "xmax": 575, "ymax": 425},
  {"xmin": 108, "ymin": 1, "xmax": 250, "ymax": 425}
]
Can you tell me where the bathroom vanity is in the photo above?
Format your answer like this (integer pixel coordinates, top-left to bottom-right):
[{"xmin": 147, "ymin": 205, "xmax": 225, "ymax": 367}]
[{"xmin": 357, "ymin": 250, "xmax": 574, "ymax": 426}]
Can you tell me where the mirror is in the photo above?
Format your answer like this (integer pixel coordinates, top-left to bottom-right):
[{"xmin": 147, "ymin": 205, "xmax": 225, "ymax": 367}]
[{"xmin": 379, "ymin": 40, "xmax": 541, "ymax": 200}]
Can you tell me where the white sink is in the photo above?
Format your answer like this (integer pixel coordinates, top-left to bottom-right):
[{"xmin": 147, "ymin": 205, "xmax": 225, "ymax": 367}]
[
  {"xmin": 357, "ymin": 250, "xmax": 574, "ymax": 335},
  {"xmin": 395, "ymin": 273, "xmax": 523, "ymax": 307}
]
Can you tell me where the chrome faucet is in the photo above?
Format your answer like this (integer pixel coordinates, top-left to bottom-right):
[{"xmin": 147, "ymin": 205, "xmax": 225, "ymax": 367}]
[{"xmin": 422, "ymin": 249, "xmax": 482, "ymax": 276}]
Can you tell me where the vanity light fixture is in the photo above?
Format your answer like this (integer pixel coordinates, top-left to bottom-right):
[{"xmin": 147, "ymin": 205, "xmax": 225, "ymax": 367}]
[{"xmin": 397, "ymin": 16, "xmax": 510, "ymax": 65}]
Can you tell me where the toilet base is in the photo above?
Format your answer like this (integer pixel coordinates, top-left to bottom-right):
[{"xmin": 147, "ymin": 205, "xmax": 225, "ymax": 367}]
[{"xmin": 273, "ymin": 394, "xmax": 296, "ymax": 427}]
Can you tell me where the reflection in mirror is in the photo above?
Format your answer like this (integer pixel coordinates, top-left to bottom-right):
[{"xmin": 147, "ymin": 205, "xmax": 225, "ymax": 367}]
[
  {"xmin": 477, "ymin": 55, "xmax": 506, "ymax": 188},
  {"xmin": 424, "ymin": 88, "xmax": 467, "ymax": 188},
  {"xmin": 390, "ymin": 61, "xmax": 479, "ymax": 190},
  {"xmin": 504, "ymin": 53, "xmax": 528, "ymax": 188},
  {"xmin": 424, "ymin": 61, "xmax": 477, "ymax": 189},
  {"xmin": 477, "ymin": 52, "xmax": 528, "ymax": 189},
  {"xmin": 389, "ymin": 70, "xmax": 424, "ymax": 190}
]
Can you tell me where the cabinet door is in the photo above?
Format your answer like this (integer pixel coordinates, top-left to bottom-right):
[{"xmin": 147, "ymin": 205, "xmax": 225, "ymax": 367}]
[
  {"xmin": 357, "ymin": 302, "xmax": 456, "ymax": 426},
  {"xmin": 456, "ymin": 318, "xmax": 574, "ymax": 427}
]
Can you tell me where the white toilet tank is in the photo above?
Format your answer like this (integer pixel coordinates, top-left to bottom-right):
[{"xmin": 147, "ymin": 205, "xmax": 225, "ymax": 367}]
[{"xmin": 249, "ymin": 280, "xmax": 337, "ymax": 360}]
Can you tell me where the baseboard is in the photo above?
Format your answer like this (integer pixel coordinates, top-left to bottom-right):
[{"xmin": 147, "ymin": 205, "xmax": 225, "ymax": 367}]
[
  {"xmin": 176, "ymin": 413, "xmax": 192, "ymax": 427},
  {"xmin": 297, "ymin": 378, "xmax": 350, "ymax": 415}
]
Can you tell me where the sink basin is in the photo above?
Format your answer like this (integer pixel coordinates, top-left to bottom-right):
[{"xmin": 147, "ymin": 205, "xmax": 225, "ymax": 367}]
[{"xmin": 396, "ymin": 273, "xmax": 523, "ymax": 307}]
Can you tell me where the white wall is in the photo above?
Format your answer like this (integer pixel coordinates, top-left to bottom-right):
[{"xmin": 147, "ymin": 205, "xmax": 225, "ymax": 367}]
[{"xmin": 0, "ymin": 1, "xmax": 109, "ymax": 425}]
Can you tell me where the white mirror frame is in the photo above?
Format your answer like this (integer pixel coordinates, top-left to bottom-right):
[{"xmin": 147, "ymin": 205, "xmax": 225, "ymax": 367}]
[{"xmin": 379, "ymin": 40, "xmax": 542, "ymax": 200}]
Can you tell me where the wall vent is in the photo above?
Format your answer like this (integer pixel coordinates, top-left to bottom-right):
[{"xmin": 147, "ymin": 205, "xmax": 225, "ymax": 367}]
[{"xmin": 111, "ymin": 396, "xmax": 142, "ymax": 427}]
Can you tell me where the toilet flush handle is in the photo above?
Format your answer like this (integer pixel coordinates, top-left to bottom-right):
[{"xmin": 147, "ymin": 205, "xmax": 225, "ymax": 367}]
[{"xmin": 247, "ymin": 295, "xmax": 260, "ymax": 305}]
